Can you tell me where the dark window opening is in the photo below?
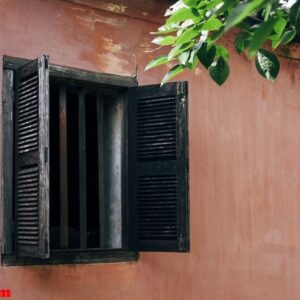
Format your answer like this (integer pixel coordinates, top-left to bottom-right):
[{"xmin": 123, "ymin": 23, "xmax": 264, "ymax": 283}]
[{"xmin": 49, "ymin": 80, "xmax": 124, "ymax": 251}]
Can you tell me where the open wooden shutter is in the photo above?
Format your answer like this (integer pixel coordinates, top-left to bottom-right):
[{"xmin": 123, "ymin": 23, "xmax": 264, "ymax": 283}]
[
  {"xmin": 128, "ymin": 82, "xmax": 189, "ymax": 252},
  {"xmin": 14, "ymin": 55, "xmax": 50, "ymax": 258}
]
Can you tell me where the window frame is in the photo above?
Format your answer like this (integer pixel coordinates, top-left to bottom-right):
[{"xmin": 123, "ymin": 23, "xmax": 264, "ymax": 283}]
[
  {"xmin": 1, "ymin": 55, "xmax": 138, "ymax": 266},
  {"xmin": 1, "ymin": 55, "xmax": 190, "ymax": 266}
]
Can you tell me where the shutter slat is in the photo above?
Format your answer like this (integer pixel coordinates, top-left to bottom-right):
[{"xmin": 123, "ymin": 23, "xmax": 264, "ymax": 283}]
[
  {"xmin": 18, "ymin": 78, "xmax": 38, "ymax": 92},
  {"xmin": 18, "ymin": 84, "xmax": 39, "ymax": 97},
  {"xmin": 18, "ymin": 90, "xmax": 38, "ymax": 101},
  {"xmin": 18, "ymin": 222, "xmax": 39, "ymax": 226},
  {"xmin": 15, "ymin": 55, "xmax": 50, "ymax": 258},
  {"xmin": 18, "ymin": 118, "xmax": 39, "ymax": 130},
  {"xmin": 18, "ymin": 103, "xmax": 38, "ymax": 115},
  {"xmin": 18, "ymin": 95, "xmax": 39, "ymax": 108},
  {"xmin": 18, "ymin": 109, "xmax": 38, "ymax": 121},
  {"xmin": 18, "ymin": 74, "xmax": 38, "ymax": 88},
  {"xmin": 128, "ymin": 82, "xmax": 189, "ymax": 252}
]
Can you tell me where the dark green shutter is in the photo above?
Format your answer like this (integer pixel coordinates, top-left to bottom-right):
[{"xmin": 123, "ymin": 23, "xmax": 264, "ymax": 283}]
[
  {"xmin": 14, "ymin": 55, "xmax": 50, "ymax": 258},
  {"xmin": 128, "ymin": 82, "xmax": 189, "ymax": 252}
]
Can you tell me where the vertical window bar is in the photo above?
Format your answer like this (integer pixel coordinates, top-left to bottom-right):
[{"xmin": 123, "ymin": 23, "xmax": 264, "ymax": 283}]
[
  {"xmin": 79, "ymin": 90, "xmax": 87, "ymax": 249},
  {"xmin": 59, "ymin": 85, "xmax": 68, "ymax": 249},
  {"xmin": 96, "ymin": 92, "xmax": 105, "ymax": 248}
]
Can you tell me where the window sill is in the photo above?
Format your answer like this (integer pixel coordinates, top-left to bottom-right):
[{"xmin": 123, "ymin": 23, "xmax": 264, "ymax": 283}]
[{"xmin": 2, "ymin": 250, "xmax": 138, "ymax": 266}]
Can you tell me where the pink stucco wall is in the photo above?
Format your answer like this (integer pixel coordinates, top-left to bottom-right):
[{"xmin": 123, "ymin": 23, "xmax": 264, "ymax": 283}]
[{"xmin": 1, "ymin": 0, "xmax": 300, "ymax": 299}]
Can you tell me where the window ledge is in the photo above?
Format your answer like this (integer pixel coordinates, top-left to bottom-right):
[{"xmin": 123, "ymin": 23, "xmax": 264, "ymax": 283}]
[{"xmin": 2, "ymin": 250, "xmax": 138, "ymax": 266}]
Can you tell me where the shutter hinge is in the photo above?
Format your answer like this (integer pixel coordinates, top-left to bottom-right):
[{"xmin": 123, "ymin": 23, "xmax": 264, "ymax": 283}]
[
  {"xmin": 0, "ymin": 241, "xmax": 4, "ymax": 254},
  {"xmin": 178, "ymin": 233, "xmax": 186, "ymax": 252},
  {"xmin": 44, "ymin": 146, "xmax": 49, "ymax": 163},
  {"xmin": 176, "ymin": 82, "xmax": 184, "ymax": 96},
  {"xmin": 39, "ymin": 56, "xmax": 49, "ymax": 69},
  {"xmin": 45, "ymin": 240, "xmax": 49, "ymax": 255},
  {"xmin": 45, "ymin": 57, "xmax": 49, "ymax": 69},
  {"xmin": 177, "ymin": 82, "xmax": 186, "ymax": 107}
]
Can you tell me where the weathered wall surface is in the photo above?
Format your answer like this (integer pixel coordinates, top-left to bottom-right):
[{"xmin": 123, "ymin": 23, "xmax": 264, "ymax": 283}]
[{"xmin": 1, "ymin": 0, "xmax": 300, "ymax": 299}]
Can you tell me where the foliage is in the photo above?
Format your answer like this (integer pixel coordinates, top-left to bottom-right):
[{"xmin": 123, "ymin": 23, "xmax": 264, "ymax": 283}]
[{"xmin": 145, "ymin": 0, "xmax": 300, "ymax": 85}]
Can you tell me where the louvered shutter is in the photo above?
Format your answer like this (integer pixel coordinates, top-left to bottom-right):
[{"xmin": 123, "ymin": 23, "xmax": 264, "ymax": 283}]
[
  {"xmin": 128, "ymin": 82, "xmax": 189, "ymax": 252},
  {"xmin": 14, "ymin": 55, "xmax": 50, "ymax": 258}
]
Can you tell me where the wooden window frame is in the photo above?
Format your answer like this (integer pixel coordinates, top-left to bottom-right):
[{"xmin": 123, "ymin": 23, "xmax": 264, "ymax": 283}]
[
  {"xmin": 1, "ymin": 55, "xmax": 190, "ymax": 266},
  {"xmin": 1, "ymin": 56, "xmax": 138, "ymax": 266}
]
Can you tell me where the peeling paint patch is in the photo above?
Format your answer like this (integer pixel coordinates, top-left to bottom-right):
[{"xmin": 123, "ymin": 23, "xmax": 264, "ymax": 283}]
[
  {"xmin": 67, "ymin": 5, "xmax": 87, "ymax": 12},
  {"xmin": 80, "ymin": 35, "xmax": 133, "ymax": 76},
  {"xmin": 60, "ymin": 1, "xmax": 138, "ymax": 75},
  {"xmin": 102, "ymin": 3, "xmax": 127, "ymax": 14},
  {"xmin": 103, "ymin": 37, "xmax": 122, "ymax": 53},
  {"xmin": 140, "ymin": 37, "xmax": 153, "ymax": 53},
  {"xmin": 73, "ymin": 9, "xmax": 126, "ymax": 31},
  {"xmin": 96, "ymin": 51, "xmax": 130, "ymax": 75},
  {"xmin": 93, "ymin": 14, "xmax": 126, "ymax": 27},
  {"xmin": 97, "ymin": 37, "xmax": 130, "ymax": 74},
  {"xmin": 76, "ymin": 14, "xmax": 95, "ymax": 30}
]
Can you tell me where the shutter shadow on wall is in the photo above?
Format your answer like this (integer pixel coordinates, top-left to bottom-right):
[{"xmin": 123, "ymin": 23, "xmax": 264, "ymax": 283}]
[
  {"xmin": 128, "ymin": 82, "xmax": 189, "ymax": 252},
  {"xmin": 14, "ymin": 55, "xmax": 50, "ymax": 258}
]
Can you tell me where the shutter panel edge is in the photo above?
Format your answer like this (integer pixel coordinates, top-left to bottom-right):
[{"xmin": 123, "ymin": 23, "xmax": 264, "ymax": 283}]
[{"xmin": 38, "ymin": 55, "xmax": 50, "ymax": 258}]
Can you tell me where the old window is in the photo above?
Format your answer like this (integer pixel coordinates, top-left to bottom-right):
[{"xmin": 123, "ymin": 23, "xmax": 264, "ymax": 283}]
[{"xmin": 1, "ymin": 55, "xmax": 189, "ymax": 265}]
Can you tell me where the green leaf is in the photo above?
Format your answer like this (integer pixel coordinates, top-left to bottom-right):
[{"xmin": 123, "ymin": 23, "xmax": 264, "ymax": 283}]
[
  {"xmin": 236, "ymin": 21, "xmax": 251, "ymax": 32},
  {"xmin": 270, "ymin": 18, "xmax": 288, "ymax": 49},
  {"xmin": 235, "ymin": 31, "xmax": 251, "ymax": 53},
  {"xmin": 206, "ymin": 0, "xmax": 223, "ymax": 11},
  {"xmin": 152, "ymin": 36, "xmax": 176, "ymax": 46},
  {"xmin": 165, "ymin": 1, "xmax": 186, "ymax": 16},
  {"xmin": 215, "ymin": 45, "xmax": 229, "ymax": 60},
  {"xmin": 263, "ymin": 2, "xmax": 272, "ymax": 21},
  {"xmin": 248, "ymin": 17, "xmax": 277, "ymax": 58},
  {"xmin": 178, "ymin": 51, "xmax": 191, "ymax": 65},
  {"xmin": 208, "ymin": 57, "xmax": 230, "ymax": 86},
  {"xmin": 168, "ymin": 42, "xmax": 194, "ymax": 60},
  {"xmin": 209, "ymin": 27, "xmax": 225, "ymax": 44},
  {"xmin": 281, "ymin": 29, "xmax": 297, "ymax": 45},
  {"xmin": 197, "ymin": 0, "xmax": 211, "ymax": 9},
  {"xmin": 271, "ymin": 37, "xmax": 281, "ymax": 49},
  {"xmin": 151, "ymin": 24, "xmax": 180, "ymax": 35},
  {"xmin": 185, "ymin": 43, "xmax": 201, "ymax": 69},
  {"xmin": 255, "ymin": 48, "xmax": 280, "ymax": 81},
  {"xmin": 202, "ymin": 16, "xmax": 223, "ymax": 31},
  {"xmin": 273, "ymin": 18, "xmax": 287, "ymax": 36},
  {"xmin": 145, "ymin": 55, "xmax": 169, "ymax": 71},
  {"xmin": 187, "ymin": 48, "xmax": 199, "ymax": 69},
  {"xmin": 182, "ymin": 0, "xmax": 199, "ymax": 7},
  {"xmin": 290, "ymin": 1, "xmax": 300, "ymax": 33},
  {"xmin": 176, "ymin": 27, "xmax": 200, "ymax": 45},
  {"xmin": 197, "ymin": 43, "xmax": 216, "ymax": 69},
  {"xmin": 161, "ymin": 64, "xmax": 185, "ymax": 84},
  {"xmin": 215, "ymin": 0, "xmax": 236, "ymax": 15},
  {"xmin": 166, "ymin": 7, "xmax": 199, "ymax": 25},
  {"xmin": 224, "ymin": 0, "xmax": 267, "ymax": 31},
  {"xmin": 271, "ymin": 28, "xmax": 297, "ymax": 49}
]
